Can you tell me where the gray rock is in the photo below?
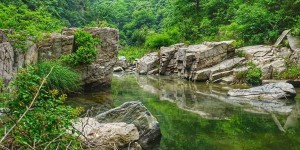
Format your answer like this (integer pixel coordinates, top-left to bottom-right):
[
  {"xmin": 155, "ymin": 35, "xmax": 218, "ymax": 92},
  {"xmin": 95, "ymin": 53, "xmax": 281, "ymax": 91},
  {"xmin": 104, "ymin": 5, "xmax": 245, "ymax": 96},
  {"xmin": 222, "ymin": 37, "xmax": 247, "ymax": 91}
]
[
  {"xmin": 136, "ymin": 52, "xmax": 159, "ymax": 75},
  {"xmin": 192, "ymin": 57, "xmax": 245, "ymax": 81},
  {"xmin": 73, "ymin": 117, "xmax": 139, "ymax": 150},
  {"xmin": 114, "ymin": 66, "xmax": 124, "ymax": 72},
  {"xmin": 228, "ymin": 82, "xmax": 296, "ymax": 100},
  {"xmin": 95, "ymin": 101, "xmax": 161, "ymax": 149},
  {"xmin": 159, "ymin": 43, "xmax": 185, "ymax": 75}
]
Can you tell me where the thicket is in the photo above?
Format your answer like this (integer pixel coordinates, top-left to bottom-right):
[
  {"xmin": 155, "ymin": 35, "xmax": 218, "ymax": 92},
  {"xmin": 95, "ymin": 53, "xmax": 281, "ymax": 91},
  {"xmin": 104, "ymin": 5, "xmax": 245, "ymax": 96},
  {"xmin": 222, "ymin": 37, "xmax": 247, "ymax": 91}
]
[{"xmin": 0, "ymin": 66, "xmax": 82, "ymax": 149}]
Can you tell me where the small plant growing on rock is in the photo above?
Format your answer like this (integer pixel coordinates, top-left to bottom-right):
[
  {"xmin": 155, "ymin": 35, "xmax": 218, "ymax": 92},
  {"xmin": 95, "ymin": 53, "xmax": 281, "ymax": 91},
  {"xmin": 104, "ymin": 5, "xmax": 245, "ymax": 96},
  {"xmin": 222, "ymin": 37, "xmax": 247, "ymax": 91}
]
[
  {"xmin": 234, "ymin": 62, "xmax": 262, "ymax": 86},
  {"xmin": 275, "ymin": 61, "xmax": 300, "ymax": 80},
  {"xmin": 62, "ymin": 30, "xmax": 97, "ymax": 66}
]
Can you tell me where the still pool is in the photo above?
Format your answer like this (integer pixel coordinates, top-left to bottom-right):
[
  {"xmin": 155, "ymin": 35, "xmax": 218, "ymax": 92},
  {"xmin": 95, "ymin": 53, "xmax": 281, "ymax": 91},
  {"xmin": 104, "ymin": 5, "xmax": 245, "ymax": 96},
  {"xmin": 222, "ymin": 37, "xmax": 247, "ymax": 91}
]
[{"xmin": 67, "ymin": 74, "xmax": 300, "ymax": 150}]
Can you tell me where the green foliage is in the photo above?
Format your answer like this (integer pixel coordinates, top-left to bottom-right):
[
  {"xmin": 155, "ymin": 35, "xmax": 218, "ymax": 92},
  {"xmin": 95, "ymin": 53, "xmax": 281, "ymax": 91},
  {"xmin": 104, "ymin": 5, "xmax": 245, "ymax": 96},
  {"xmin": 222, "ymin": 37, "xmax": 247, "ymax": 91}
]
[
  {"xmin": 292, "ymin": 17, "xmax": 300, "ymax": 36},
  {"xmin": 234, "ymin": 62, "xmax": 262, "ymax": 86},
  {"xmin": 0, "ymin": 3, "xmax": 63, "ymax": 52},
  {"xmin": 0, "ymin": 78, "xmax": 3, "ymax": 90},
  {"xmin": 246, "ymin": 62, "xmax": 262, "ymax": 86},
  {"xmin": 62, "ymin": 30, "xmax": 97, "ymax": 66},
  {"xmin": 118, "ymin": 46, "xmax": 153, "ymax": 62},
  {"xmin": 235, "ymin": 50, "xmax": 246, "ymax": 58},
  {"xmin": 275, "ymin": 62, "xmax": 300, "ymax": 80},
  {"xmin": 36, "ymin": 61, "xmax": 81, "ymax": 93},
  {"xmin": 0, "ymin": 66, "xmax": 82, "ymax": 149},
  {"xmin": 145, "ymin": 33, "xmax": 175, "ymax": 49}
]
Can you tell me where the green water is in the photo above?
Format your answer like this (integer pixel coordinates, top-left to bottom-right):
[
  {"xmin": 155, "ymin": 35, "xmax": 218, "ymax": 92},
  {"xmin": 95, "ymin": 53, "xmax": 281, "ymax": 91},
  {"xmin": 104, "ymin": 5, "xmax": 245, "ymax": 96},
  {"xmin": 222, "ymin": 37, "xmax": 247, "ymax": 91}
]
[{"xmin": 68, "ymin": 74, "xmax": 300, "ymax": 150}]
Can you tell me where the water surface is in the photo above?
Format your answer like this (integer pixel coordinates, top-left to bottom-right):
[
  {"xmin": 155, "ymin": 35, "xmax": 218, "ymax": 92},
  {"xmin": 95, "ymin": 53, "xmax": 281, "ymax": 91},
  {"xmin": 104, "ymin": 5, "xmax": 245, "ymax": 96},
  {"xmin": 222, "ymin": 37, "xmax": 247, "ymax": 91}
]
[{"xmin": 68, "ymin": 74, "xmax": 300, "ymax": 150}]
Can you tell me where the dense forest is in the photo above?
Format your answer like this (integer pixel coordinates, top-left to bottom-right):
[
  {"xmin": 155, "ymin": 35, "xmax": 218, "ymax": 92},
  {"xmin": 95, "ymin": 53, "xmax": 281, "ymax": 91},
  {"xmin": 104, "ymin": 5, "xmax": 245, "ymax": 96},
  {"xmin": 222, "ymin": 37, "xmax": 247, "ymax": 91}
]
[{"xmin": 1, "ymin": 0, "xmax": 299, "ymax": 50}]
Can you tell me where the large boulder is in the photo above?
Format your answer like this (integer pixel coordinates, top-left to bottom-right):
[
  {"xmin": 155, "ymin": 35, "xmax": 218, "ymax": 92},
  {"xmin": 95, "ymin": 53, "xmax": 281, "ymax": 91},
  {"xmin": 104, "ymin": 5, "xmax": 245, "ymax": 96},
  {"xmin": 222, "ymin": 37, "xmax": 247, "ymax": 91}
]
[
  {"xmin": 136, "ymin": 52, "xmax": 159, "ymax": 75},
  {"xmin": 73, "ymin": 117, "xmax": 140, "ymax": 150},
  {"xmin": 228, "ymin": 82, "xmax": 296, "ymax": 100},
  {"xmin": 95, "ymin": 101, "xmax": 161, "ymax": 149}
]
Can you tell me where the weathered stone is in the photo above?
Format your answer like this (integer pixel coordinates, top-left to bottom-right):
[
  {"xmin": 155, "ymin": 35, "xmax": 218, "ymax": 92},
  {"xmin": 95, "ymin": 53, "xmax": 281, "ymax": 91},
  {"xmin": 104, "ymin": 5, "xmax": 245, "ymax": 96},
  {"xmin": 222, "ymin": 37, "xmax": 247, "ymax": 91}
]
[
  {"xmin": 274, "ymin": 29, "xmax": 291, "ymax": 47},
  {"xmin": 73, "ymin": 117, "xmax": 139, "ymax": 150},
  {"xmin": 25, "ymin": 42, "xmax": 38, "ymax": 65},
  {"xmin": 114, "ymin": 66, "xmax": 124, "ymax": 72},
  {"xmin": 95, "ymin": 101, "xmax": 161, "ymax": 149},
  {"xmin": 192, "ymin": 57, "xmax": 245, "ymax": 81},
  {"xmin": 287, "ymin": 34, "xmax": 300, "ymax": 51},
  {"xmin": 0, "ymin": 42, "xmax": 14, "ymax": 85},
  {"xmin": 116, "ymin": 56, "xmax": 129, "ymax": 69},
  {"xmin": 159, "ymin": 43, "xmax": 185, "ymax": 75},
  {"xmin": 136, "ymin": 52, "xmax": 159, "ymax": 75},
  {"xmin": 228, "ymin": 82, "xmax": 296, "ymax": 100},
  {"xmin": 261, "ymin": 59, "xmax": 286, "ymax": 79}
]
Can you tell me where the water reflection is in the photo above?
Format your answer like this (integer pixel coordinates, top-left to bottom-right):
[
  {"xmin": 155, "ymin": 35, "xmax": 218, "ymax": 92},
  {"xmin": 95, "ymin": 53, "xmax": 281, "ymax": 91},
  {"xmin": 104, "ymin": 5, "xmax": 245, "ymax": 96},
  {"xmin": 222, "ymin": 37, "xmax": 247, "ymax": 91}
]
[
  {"xmin": 136, "ymin": 75, "xmax": 296, "ymax": 119},
  {"xmin": 68, "ymin": 74, "xmax": 300, "ymax": 150}
]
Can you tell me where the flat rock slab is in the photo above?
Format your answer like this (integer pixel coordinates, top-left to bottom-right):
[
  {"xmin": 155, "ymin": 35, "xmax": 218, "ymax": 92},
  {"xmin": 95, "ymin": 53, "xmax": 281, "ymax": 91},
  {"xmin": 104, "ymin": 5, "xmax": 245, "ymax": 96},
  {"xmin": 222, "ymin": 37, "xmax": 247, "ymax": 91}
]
[
  {"xmin": 228, "ymin": 82, "xmax": 296, "ymax": 100},
  {"xmin": 73, "ymin": 118, "xmax": 139, "ymax": 150}
]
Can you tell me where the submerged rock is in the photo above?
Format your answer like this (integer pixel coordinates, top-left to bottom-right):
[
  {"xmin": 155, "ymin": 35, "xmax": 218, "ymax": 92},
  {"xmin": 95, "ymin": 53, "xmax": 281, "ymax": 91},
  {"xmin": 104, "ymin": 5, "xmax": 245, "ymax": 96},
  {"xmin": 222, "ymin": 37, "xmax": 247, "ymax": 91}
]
[
  {"xmin": 73, "ymin": 118, "xmax": 140, "ymax": 150},
  {"xmin": 95, "ymin": 101, "xmax": 161, "ymax": 149},
  {"xmin": 228, "ymin": 82, "xmax": 296, "ymax": 100}
]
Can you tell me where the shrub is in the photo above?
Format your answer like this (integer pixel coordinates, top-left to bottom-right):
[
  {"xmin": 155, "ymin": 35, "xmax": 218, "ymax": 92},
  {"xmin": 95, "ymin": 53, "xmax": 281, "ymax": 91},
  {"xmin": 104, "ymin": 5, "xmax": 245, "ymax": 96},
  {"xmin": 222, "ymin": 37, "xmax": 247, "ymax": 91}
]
[
  {"xmin": 0, "ymin": 66, "xmax": 82, "ymax": 149},
  {"xmin": 246, "ymin": 65, "xmax": 262, "ymax": 86},
  {"xmin": 275, "ymin": 63, "xmax": 300, "ymax": 80},
  {"xmin": 145, "ymin": 33, "xmax": 175, "ymax": 49},
  {"xmin": 235, "ymin": 50, "xmax": 246, "ymax": 57},
  {"xmin": 233, "ymin": 62, "xmax": 262, "ymax": 86},
  {"xmin": 62, "ymin": 30, "xmax": 97, "ymax": 66},
  {"xmin": 36, "ymin": 61, "xmax": 81, "ymax": 93}
]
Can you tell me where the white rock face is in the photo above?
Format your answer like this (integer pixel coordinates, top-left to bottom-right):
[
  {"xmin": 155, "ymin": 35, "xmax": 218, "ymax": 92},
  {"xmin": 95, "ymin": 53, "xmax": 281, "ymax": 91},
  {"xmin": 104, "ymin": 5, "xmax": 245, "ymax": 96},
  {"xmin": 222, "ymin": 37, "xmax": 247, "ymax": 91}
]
[
  {"xmin": 136, "ymin": 52, "xmax": 159, "ymax": 75},
  {"xmin": 228, "ymin": 82, "xmax": 296, "ymax": 100},
  {"xmin": 73, "ymin": 117, "xmax": 139, "ymax": 150}
]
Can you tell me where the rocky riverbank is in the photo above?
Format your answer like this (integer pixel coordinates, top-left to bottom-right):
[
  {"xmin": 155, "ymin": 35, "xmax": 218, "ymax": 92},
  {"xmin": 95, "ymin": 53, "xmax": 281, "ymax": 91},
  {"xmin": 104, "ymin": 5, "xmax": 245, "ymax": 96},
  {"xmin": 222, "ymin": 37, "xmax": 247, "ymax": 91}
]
[
  {"xmin": 0, "ymin": 27, "xmax": 119, "ymax": 90},
  {"xmin": 115, "ymin": 30, "xmax": 300, "ymax": 85}
]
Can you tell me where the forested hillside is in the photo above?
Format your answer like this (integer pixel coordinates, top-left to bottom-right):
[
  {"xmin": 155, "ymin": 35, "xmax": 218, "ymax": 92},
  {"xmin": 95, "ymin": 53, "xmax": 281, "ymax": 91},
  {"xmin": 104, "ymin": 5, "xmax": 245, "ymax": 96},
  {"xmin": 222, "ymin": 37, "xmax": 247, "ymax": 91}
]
[{"xmin": 0, "ymin": 0, "xmax": 299, "ymax": 48}]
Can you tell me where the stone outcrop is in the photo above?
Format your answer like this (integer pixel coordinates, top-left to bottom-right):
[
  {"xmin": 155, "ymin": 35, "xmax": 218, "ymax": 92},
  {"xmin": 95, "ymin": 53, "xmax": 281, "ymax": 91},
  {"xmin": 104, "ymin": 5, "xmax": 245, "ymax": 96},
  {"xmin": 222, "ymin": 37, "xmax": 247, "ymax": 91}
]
[
  {"xmin": 73, "ymin": 117, "xmax": 140, "ymax": 150},
  {"xmin": 38, "ymin": 33, "xmax": 74, "ymax": 60},
  {"xmin": 95, "ymin": 101, "xmax": 161, "ymax": 149},
  {"xmin": 192, "ymin": 57, "xmax": 245, "ymax": 81},
  {"xmin": 0, "ymin": 27, "xmax": 118, "ymax": 89},
  {"xmin": 228, "ymin": 82, "xmax": 296, "ymax": 100},
  {"xmin": 159, "ymin": 43, "xmax": 185, "ymax": 75},
  {"xmin": 236, "ymin": 45, "xmax": 288, "ymax": 79},
  {"xmin": 136, "ymin": 52, "xmax": 159, "ymax": 75},
  {"xmin": 0, "ymin": 42, "xmax": 14, "ymax": 85},
  {"xmin": 136, "ymin": 41, "xmax": 236, "ymax": 80}
]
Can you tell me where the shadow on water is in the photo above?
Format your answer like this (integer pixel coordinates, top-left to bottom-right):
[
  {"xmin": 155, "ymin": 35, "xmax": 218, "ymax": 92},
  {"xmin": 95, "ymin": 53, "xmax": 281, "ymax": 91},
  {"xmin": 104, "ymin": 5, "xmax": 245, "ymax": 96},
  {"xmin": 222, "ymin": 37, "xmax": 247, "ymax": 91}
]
[{"xmin": 67, "ymin": 73, "xmax": 300, "ymax": 150}]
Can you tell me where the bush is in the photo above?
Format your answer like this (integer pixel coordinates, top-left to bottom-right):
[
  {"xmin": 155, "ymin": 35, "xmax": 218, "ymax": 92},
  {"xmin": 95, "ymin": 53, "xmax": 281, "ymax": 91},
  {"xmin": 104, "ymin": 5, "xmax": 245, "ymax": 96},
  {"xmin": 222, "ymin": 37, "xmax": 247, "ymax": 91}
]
[
  {"xmin": 36, "ymin": 61, "xmax": 81, "ymax": 93},
  {"xmin": 246, "ymin": 64, "xmax": 262, "ymax": 86},
  {"xmin": 275, "ymin": 63, "xmax": 300, "ymax": 80},
  {"xmin": 0, "ymin": 66, "xmax": 82, "ymax": 149},
  {"xmin": 62, "ymin": 30, "xmax": 97, "ymax": 66},
  {"xmin": 233, "ymin": 62, "xmax": 262, "ymax": 86},
  {"xmin": 145, "ymin": 33, "xmax": 175, "ymax": 49}
]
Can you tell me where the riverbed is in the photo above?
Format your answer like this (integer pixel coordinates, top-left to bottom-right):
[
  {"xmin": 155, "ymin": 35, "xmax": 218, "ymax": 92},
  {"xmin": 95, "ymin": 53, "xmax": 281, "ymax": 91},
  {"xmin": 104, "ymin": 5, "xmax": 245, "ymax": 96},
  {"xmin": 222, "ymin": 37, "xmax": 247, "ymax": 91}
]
[{"xmin": 67, "ymin": 74, "xmax": 300, "ymax": 150}]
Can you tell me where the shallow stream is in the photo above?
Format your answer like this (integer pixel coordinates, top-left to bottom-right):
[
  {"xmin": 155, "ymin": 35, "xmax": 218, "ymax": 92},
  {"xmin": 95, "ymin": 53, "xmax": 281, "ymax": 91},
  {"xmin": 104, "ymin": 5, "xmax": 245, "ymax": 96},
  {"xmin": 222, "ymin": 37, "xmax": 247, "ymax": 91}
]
[{"xmin": 68, "ymin": 74, "xmax": 300, "ymax": 150}]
